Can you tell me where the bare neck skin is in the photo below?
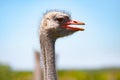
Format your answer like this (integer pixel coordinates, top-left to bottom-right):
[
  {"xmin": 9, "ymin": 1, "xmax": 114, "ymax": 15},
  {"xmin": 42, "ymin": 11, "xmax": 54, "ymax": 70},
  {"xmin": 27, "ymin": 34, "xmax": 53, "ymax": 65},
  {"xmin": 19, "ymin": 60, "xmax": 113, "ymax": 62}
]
[{"xmin": 40, "ymin": 31, "xmax": 57, "ymax": 80}]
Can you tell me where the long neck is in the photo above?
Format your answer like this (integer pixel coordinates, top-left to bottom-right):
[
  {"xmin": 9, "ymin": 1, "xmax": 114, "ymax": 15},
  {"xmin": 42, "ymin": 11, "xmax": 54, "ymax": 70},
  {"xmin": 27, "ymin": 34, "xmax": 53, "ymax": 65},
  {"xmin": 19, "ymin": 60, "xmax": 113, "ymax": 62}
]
[{"xmin": 40, "ymin": 32, "xmax": 57, "ymax": 80}]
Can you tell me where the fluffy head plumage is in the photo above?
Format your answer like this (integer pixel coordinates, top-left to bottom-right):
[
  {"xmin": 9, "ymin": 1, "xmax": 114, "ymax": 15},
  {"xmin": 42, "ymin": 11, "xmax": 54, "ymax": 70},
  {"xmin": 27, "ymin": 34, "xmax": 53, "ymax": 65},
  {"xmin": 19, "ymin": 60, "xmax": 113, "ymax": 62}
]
[{"xmin": 40, "ymin": 10, "xmax": 84, "ymax": 39}]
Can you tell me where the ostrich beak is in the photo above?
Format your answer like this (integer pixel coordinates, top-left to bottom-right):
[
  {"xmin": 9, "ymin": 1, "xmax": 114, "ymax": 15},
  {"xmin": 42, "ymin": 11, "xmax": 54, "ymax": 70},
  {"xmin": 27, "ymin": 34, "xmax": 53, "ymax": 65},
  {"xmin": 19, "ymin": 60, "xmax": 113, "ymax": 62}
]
[{"xmin": 63, "ymin": 20, "xmax": 85, "ymax": 31}]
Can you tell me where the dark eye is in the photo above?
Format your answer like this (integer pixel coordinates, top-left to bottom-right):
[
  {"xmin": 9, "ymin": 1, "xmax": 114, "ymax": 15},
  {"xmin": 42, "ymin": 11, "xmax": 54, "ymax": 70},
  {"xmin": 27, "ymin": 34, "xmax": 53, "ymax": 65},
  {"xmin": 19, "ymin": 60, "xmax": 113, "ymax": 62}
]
[{"xmin": 56, "ymin": 18, "xmax": 65, "ymax": 23}]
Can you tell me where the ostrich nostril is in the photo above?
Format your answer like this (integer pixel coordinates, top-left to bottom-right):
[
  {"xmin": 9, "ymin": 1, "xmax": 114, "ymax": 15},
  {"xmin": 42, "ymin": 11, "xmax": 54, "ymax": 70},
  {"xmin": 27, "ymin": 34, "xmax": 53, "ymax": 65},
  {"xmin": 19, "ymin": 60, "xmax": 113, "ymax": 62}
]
[{"xmin": 73, "ymin": 21, "xmax": 78, "ymax": 23}]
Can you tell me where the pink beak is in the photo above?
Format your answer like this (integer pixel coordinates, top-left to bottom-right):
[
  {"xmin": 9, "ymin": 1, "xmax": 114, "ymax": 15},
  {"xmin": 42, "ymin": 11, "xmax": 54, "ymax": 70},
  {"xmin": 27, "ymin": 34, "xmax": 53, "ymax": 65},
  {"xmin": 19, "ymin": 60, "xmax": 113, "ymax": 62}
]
[{"xmin": 63, "ymin": 20, "xmax": 85, "ymax": 31}]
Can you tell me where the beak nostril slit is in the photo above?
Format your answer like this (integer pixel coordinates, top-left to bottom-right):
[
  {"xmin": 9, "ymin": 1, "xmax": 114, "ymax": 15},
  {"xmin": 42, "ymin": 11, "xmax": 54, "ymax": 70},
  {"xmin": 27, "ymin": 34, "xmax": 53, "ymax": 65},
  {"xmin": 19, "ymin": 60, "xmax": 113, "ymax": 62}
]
[{"xmin": 73, "ymin": 21, "xmax": 77, "ymax": 23}]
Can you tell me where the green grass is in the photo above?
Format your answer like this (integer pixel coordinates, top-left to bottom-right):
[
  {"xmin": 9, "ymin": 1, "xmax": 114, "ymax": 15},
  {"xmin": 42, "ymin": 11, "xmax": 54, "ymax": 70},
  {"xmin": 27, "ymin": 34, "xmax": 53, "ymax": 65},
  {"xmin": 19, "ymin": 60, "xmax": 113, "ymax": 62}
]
[{"xmin": 0, "ymin": 64, "xmax": 120, "ymax": 80}]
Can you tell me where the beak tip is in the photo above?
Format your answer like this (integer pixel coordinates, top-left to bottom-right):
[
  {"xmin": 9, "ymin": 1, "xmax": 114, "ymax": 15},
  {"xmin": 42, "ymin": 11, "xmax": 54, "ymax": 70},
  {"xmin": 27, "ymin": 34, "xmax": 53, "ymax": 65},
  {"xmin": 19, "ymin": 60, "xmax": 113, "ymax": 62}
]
[{"xmin": 82, "ymin": 23, "xmax": 85, "ymax": 25}]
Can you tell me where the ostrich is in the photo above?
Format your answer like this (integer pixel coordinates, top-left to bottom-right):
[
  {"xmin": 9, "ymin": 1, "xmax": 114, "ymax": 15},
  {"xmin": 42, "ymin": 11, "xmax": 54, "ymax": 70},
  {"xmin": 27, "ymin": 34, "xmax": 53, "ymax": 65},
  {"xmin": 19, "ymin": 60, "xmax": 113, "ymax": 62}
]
[{"xmin": 39, "ymin": 10, "xmax": 85, "ymax": 80}]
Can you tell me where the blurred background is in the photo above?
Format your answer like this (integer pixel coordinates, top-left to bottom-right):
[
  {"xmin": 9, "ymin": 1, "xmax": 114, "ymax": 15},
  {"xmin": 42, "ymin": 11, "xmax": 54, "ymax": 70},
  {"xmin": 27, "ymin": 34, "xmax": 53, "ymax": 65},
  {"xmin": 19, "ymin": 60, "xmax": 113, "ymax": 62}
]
[{"xmin": 0, "ymin": 0, "xmax": 120, "ymax": 80}]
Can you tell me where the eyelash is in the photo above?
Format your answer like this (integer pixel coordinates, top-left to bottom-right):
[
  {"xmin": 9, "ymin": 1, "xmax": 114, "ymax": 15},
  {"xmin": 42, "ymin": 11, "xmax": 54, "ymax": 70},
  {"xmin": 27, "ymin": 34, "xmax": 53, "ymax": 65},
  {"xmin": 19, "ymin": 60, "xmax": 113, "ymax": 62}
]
[{"xmin": 56, "ymin": 18, "xmax": 65, "ymax": 23}]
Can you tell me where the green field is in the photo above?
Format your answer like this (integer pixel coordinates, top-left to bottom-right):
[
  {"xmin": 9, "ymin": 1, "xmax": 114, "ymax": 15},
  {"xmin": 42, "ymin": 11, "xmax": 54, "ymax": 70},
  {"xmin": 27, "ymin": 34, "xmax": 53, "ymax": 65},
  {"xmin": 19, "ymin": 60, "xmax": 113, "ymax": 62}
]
[{"xmin": 0, "ymin": 64, "xmax": 120, "ymax": 80}]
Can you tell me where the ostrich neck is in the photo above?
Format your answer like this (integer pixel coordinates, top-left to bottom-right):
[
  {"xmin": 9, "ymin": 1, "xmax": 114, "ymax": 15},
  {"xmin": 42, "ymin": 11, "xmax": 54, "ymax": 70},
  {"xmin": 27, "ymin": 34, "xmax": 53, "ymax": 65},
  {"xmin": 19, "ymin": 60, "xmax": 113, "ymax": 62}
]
[{"xmin": 40, "ymin": 32, "xmax": 57, "ymax": 80}]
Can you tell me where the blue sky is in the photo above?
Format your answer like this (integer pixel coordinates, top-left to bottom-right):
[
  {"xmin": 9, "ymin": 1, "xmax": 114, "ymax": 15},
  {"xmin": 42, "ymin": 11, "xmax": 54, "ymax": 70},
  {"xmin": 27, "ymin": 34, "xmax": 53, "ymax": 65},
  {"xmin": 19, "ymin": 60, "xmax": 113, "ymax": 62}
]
[{"xmin": 0, "ymin": 0, "xmax": 120, "ymax": 70}]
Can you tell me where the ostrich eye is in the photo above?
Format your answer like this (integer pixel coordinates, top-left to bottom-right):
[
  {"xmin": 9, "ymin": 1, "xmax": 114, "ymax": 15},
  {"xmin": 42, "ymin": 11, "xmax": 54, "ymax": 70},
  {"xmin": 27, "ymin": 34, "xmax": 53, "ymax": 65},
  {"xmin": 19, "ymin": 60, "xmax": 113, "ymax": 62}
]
[{"xmin": 56, "ymin": 18, "xmax": 65, "ymax": 23}]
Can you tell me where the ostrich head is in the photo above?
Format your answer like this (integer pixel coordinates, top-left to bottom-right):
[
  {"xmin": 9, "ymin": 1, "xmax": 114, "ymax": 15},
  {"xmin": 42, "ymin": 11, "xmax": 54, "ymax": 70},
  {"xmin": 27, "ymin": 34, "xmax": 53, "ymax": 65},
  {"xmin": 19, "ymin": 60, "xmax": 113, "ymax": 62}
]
[{"xmin": 40, "ymin": 10, "xmax": 85, "ymax": 39}]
